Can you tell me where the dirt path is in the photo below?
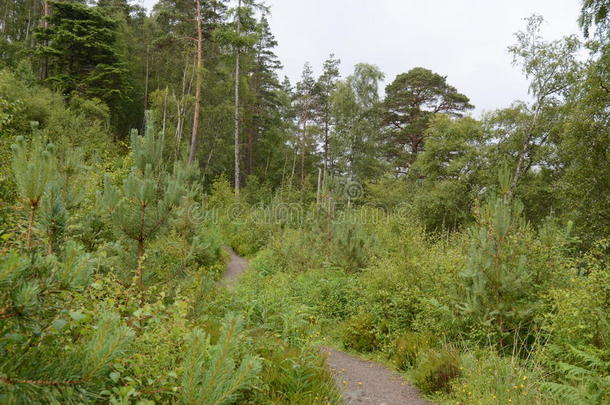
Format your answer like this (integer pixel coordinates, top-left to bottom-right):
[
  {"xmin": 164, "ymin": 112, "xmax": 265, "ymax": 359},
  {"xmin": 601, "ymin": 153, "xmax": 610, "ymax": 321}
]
[
  {"xmin": 322, "ymin": 347, "xmax": 431, "ymax": 405},
  {"xmin": 221, "ymin": 246, "xmax": 248, "ymax": 286},
  {"xmin": 222, "ymin": 249, "xmax": 430, "ymax": 404}
]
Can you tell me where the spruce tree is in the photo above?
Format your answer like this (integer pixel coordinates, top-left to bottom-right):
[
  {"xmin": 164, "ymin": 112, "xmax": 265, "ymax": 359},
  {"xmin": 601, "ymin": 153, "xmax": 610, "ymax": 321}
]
[{"xmin": 35, "ymin": 1, "xmax": 130, "ymax": 119}]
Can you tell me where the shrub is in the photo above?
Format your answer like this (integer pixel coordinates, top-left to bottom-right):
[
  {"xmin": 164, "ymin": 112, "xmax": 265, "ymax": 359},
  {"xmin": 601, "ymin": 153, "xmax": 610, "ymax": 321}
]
[
  {"xmin": 444, "ymin": 348, "xmax": 556, "ymax": 405},
  {"xmin": 250, "ymin": 248, "xmax": 285, "ymax": 276},
  {"xmin": 270, "ymin": 228, "xmax": 325, "ymax": 273},
  {"xmin": 392, "ymin": 331, "xmax": 437, "ymax": 370},
  {"xmin": 411, "ymin": 346, "xmax": 461, "ymax": 394},
  {"xmin": 290, "ymin": 268, "xmax": 357, "ymax": 321},
  {"xmin": 341, "ymin": 313, "xmax": 379, "ymax": 352},
  {"xmin": 255, "ymin": 340, "xmax": 341, "ymax": 404},
  {"xmin": 544, "ymin": 238, "xmax": 610, "ymax": 348}
]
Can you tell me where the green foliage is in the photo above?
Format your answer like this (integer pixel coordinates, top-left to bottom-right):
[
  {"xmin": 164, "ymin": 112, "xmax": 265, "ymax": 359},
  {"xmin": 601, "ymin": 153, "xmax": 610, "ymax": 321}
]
[
  {"xmin": 255, "ymin": 343, "xmax": 341, "ymax": 404},
  {"xmin": 38, "ymin": 184, "xmax": 67, "ymax": 254},
  {"xmin": 100, "ymin": 115, "xmax": 187, "ymax": 288},
  {"xmin": 446, "ymin": 349, "xmax": 555, "ymax": 405},
  {"xmin": 541, "ymin": 344, "xmax": 610, "ymax": 405},
  {"xmin": 411, "ymin": 346, "xmax": 461, "ymax": 394},
  {"xmin": 0, "ymin": 247, "xmax": 133, "ymax": 404},
  {"xmin": 36, "ymin": 1, "xmax": 130, "ymax": 122},
  {"xmin": 11, "ymin": 135, "xmax": 55, "ymax": 209},
  {"xmin": 456, "ymin": 191, "xmax": 542, "ymax": 348},
  {"xmin": 11, "ymin": 135, "xmax": 56, "ymax": 247},
  {"xmin": 0, "ymin": 2, "xmax": 609, "ymax": 404},
  {"xmin": 382, "ymin": 67, "xmax": 474, "ymax": 171},
  {"xmin": 580, "ymin": 0, "xmax": 610, "ymax": 37},
  {"xmin": 249, "ymin": 248, "xmax": 285, "ymax": 276},
  {"xmin": 331, "ymin": 219, "xmax": 377, "ymax": 271},
  {"xmin": 180, "ymin": 315, "xmax": 261, "ymax": 405},
  {"xmin": 341, "ymin": 313, "xmax": 379, "ymax": 352},
  {"xmin": 544, "ymin": 238, "xmax": 610, "ymax": 347},
  {"xmin": 391, "ymin": 332, "xmax": 437, "ymax": 371}
]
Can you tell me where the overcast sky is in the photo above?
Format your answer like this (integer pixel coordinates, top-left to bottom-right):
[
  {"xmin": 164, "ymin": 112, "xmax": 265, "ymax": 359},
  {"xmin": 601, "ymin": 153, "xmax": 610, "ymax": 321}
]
[{"xmin": 140, "ymin": 0, "xmax": 582, "ymax": 116}]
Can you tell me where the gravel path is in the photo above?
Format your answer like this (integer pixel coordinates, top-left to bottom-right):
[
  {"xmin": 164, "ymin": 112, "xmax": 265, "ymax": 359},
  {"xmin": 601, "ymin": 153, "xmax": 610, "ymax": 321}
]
[
  {"xmin": 221, "ymin": 246, "xmax": 248, "ymax": 286},
  {"xmin": 222, "ymin": 249, "xmax": 430, "ymax": 404},
  {"xmin": 321, "ymin": 347, "xmax": 431, "ymax": 405}
]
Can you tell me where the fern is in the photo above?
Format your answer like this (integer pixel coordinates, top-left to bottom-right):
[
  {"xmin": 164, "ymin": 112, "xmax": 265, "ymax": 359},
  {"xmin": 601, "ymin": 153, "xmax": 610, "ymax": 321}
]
[{"xmin": 542, "ymin": 344, "xmax": 610, "ymax": 405}]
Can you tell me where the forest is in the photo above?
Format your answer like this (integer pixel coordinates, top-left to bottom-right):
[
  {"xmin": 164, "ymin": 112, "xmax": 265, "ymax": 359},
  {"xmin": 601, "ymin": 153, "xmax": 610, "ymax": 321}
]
[{"xmin": 0, "ymin": 0, "xmax": 608, "ymax": 404}]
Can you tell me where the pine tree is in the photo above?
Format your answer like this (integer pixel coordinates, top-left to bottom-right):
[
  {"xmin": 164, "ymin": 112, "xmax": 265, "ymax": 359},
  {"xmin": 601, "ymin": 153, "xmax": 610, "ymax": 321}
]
[
  {"xmin": 11, "ymin": 134, "xmax": 55, "ymax": 248},
  {"xmin": 315, "ymin": 54, "xmax": 340, "ymax": 171},
  {"xmin": 294, "ymin": 62, "xmax": 317, "ymax": 186},
  {"xmin": 382, "ymin": 67, "xmax": 473, "ymax": 173},
  {"xmin": 180, "ymin": 314, "xmax": 261, "ymax": 405},
  {"xmin": 246, "ymin": 15, "xmax": 284, "ymax": 181},
  {"xmin": 100, "ymin": 114, "xmax": 187, "ymax": 290},
  {"xmin": 38, "ymin": 184, "xmax": 66, "ymax": 255},
  {"xmin": 457, "ymin": 170, "xmax": 536, "ymax": 349},
  {"xmin": 2, "ymin": 138, "xmax": 132, "ymax": 402}
]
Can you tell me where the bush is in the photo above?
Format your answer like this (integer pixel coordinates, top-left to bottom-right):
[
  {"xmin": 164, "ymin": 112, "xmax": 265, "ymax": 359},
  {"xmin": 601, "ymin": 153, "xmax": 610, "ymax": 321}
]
[
  {"xmin": 290, "ymin": 268, "xmax": 357, "ymax": 321},
  {"xmin": 543, "ymin": 238, "xmax": 610, "ymax": 348},
  {"xmin": 250, "ymin": 248, "xmax": 285, "ymax": 276},
  {"xmin": 341, "ymin": 313, "xmax": 379, "ymax": 352},
  {"xmin": 269, "ymin": 228, "xmax": 325, "ymax": 273},
  {"xmin": 446, "ymin": 349, "xmax": 556, "ymax": 405},
  {"xmin": 255, "ymin": 340, "xmax": 341, "ymax": 404},
  {"xmin": 391, "ymin": 331, "xmax": 437, "ymax": 371},
  {"xmin": 411, "ymin": 346, "xmax": 461, "ymax": 394}
]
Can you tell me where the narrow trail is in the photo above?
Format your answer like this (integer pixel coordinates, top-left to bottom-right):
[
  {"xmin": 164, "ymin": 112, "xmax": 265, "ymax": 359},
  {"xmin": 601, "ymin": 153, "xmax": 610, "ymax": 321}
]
[
  {"xmin": 321, "ymin": 347, "xmax": 431, "ymax": 405},
  {"xmin": 221, "ymin": 246, "xmax": 248, "ymax": 286},
  {"xmin": 222, "ymin": 249, "xmax": 431, "ymax": 405}
]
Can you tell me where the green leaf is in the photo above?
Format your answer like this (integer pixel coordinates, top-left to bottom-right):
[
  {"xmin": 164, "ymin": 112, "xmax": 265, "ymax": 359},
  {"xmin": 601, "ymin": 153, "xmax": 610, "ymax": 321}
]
[
  {"xmin": 52, "ymin": 319, "xmax": 67, "ymax": 331},
  {"xmin": 109, "ymin": 371, "xmax": 121, "ymax": 383},
  {"xmin": 69, "ymin": 311, "xmax": 86, "ymax": 322}
]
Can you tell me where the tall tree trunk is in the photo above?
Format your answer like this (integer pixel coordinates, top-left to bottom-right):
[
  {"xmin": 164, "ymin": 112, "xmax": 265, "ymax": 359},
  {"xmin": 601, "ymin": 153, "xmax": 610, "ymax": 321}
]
[
  {"xmin": 324, "ymin": 118, "xmax": 329, "ymax": 171},
  {"xmin": 281, "ymin": 151, "xmax": 288, "ymax": 186},
  {"xmin": 40, "ymin": 0, "xmax": 49, "ymax": 80},
  {"xmin": 143, "ymin": 45, "xmax": 150, "ymax": 121},
  {"xmin": 161, "ymin": 87, "xmax": 168, "ymax": 135},
  {"xmin": 234, "ymin": 0, "xmax": 242, "ymax": 195},
  {"xmin": 247, "ymin": 126, "xmax": 254, "ymax": 175},
  {"xmin": 300, "ymin": 120, "xmax": 306, "ymax": 186},
  {"xmin": 189, "ymin": 0, "xmax": 203, "ymax": 163},
  {"xmin": 136, "ymin": 238, "xmax": 145, "ymax": 291}
]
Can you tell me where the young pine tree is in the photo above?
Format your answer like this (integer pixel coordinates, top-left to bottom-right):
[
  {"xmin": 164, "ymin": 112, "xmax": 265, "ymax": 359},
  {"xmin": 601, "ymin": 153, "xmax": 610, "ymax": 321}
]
[
  {"xmin": 457, "ymin": 170, "xmax": 536, "ymax": 349},
  {"xmin": 3, "ymin": 138, "xmax": 132, "ymax": 402},
  {"xmin": 11, "ymin": 133, "xmax": 55, "ymax": 248},
  {"xmin": 100, "ymin": 114, "xmax": 187, "ymax": 290}
]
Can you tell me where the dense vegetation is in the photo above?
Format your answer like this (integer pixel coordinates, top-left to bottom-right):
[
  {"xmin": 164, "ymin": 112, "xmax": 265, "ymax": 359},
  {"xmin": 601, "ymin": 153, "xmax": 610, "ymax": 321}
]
[{"xmin": 0, "ymin": 0, "xmax": 608, "ymax": 404}]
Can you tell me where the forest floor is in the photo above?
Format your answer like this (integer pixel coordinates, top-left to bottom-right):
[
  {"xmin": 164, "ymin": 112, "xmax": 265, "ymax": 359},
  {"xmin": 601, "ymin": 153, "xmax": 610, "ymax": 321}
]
[{"xmin": 222, "ymin": 249, "xmax": 431, "ymax": 405}]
